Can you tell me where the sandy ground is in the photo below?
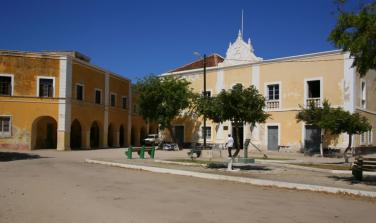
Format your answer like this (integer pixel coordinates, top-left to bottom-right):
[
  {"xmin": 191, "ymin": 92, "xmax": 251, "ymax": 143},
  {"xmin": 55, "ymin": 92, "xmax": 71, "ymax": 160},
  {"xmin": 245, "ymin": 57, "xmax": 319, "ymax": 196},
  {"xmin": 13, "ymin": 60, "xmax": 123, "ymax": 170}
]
[{"xmin": 0, "ymin": 149, "xmax": 376, "ymax": 223}]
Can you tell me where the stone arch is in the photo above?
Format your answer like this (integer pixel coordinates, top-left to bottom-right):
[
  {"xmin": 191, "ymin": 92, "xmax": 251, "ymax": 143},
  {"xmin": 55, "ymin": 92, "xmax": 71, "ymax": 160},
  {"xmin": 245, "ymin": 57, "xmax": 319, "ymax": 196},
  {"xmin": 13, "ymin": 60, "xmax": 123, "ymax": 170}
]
[
  {"xmin": 31, "ymin": 116, "xmax": 57, "ymax": 150},
  {"xmin": 108, "ymin": 123, "xmax": 114, "ymax": 147},
  {"xmin": 119, "ymin": 124, "xmax": 125, "ymax": 147},
  {"xmin": 70, "ymin": 119, "xmax": 82, "ymax": 149},
  {"xmin": 140, "ymin": 126, "xmax": 147, "ymax": 145},
  {"xmin": 90, "ymin": 121, "xmax": 100, "ymax": 148}
]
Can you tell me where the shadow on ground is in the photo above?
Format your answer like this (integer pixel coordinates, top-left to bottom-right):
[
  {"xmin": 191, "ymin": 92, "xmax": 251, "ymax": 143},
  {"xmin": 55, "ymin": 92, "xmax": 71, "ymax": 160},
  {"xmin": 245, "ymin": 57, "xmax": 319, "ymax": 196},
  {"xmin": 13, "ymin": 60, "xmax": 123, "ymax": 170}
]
[
  {"xmin": 0, "ymin": 152, "xmax": 42, "ymax": 162},
  {"xmin": 328, "ymin": 175, "xmax": 376, "ymax": 186},
  {"xmin": 207, "ymin": 162, "xmax": 271, "ymax": 171}
]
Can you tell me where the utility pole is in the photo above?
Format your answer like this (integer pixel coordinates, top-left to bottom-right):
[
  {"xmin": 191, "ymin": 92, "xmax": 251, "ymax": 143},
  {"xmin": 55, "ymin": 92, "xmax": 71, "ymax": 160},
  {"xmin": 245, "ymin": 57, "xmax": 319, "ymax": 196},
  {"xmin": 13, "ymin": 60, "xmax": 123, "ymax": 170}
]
[{"xmin": 203, "ymin": 54, "xmax": 207, "ymax": 149}]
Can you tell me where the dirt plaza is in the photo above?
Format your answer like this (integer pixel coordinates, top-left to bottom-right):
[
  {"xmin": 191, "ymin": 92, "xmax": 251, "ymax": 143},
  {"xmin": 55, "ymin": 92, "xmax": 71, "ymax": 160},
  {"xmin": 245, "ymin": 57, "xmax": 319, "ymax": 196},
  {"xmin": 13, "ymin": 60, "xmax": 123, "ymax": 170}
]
[{"xmin": 1, "ymin": 149, "xmax": 375, "ymax": 223}]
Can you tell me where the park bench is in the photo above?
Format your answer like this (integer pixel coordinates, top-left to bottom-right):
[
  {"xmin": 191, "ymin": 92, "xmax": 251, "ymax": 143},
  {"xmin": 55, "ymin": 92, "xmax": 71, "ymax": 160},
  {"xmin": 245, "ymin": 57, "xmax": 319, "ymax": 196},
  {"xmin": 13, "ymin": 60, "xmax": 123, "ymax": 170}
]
[
  {"xmin": 187, "ymin": 143, "xmax": 202, "ymax": 159},
  {"xmin": 352, "ymin": 156, "xmax": 376, "ymax": 180},
  {"xmin": 125, "ymin": 146, "xmax": 155, "ymax": 159}
]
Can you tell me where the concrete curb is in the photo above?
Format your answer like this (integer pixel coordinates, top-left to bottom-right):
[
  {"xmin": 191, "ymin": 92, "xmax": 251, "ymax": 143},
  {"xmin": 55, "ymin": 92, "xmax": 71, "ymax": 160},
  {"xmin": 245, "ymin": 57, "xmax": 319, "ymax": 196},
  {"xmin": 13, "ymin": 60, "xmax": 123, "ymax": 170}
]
[
  {"xmin": 154, "ymin": 159, "xmax": 205, "ymax": 167},
  {"xmin": 85, "ymin": 159, "xmax": 376, "ymax": 198},
  {"xmin": 259, "ymin": 161, "xmax": 376, "ymax": 176}
]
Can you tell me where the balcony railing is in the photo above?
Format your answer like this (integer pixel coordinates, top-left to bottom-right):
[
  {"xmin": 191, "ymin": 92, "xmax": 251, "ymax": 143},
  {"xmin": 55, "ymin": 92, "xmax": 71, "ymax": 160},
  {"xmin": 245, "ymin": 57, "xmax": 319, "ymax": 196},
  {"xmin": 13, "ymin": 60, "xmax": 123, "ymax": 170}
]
[
  {"xmin": 266, "ymin": 100, "xmax": 280, "ymax": 110},
  {"xmin": 306, "ymin": 98, "xmax": 321, "ymax": 107}
]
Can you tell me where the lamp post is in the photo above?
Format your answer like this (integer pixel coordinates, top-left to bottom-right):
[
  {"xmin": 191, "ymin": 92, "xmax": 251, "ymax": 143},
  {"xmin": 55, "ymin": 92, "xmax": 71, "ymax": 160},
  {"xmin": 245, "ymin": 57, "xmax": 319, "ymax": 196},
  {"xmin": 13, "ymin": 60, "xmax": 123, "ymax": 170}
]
[
  {"xmin": 203, "ymin": 54, "xmax": 207, "ymax": 149},
  {"xmin": 194, "ymin": 52, "xmax": 207, "ymax": 149}
]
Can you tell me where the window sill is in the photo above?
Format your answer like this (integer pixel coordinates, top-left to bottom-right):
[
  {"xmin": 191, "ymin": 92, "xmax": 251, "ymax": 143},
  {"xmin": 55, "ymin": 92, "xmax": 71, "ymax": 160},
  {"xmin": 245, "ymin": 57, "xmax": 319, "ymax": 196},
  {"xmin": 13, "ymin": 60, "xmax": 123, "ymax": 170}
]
[{"xmin": 0, "ymin": 135, "xmax": 12, "ymax": 139}]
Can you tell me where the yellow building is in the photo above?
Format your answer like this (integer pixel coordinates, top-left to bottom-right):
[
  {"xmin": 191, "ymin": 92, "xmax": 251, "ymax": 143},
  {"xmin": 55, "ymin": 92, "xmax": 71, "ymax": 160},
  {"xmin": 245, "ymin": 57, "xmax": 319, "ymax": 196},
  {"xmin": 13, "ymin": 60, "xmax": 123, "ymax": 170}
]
[
  {"xmin": 162, "ymin": 31, "xmax": 375, "ymax": 153},
  {"xmin": 0, "ymin": 50, "xmax": 149, "ymax": 150}
]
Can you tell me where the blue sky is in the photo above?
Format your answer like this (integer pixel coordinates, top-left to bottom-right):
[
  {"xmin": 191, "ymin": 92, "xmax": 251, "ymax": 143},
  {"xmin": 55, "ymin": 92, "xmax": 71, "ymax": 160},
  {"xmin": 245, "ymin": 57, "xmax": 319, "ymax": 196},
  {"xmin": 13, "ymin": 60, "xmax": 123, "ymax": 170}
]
[{"xmin": 0, "ymin": 0, "xmax": 369, "ymax": 82}]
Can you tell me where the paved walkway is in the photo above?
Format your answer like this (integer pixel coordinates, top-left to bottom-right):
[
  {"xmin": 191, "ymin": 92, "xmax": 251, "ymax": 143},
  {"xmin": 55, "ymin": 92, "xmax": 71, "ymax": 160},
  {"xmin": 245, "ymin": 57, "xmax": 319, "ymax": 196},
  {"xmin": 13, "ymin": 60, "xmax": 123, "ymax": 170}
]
[
  {"xmin": 0, "ymin": 148, "xmax": 375, "ymax": 223},
  {"xmin": 92, "ymin": 149, "xmax": 376, "ymax": 193}
]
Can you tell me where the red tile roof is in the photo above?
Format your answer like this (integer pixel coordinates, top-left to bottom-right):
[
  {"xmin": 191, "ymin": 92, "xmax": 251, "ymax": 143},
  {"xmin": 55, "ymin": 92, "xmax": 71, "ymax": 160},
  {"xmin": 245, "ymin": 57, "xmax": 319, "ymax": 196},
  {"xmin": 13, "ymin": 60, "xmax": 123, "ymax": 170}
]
[{"xmin": 169, "ymin": 54, "xmax": 224, "ymax": 72}]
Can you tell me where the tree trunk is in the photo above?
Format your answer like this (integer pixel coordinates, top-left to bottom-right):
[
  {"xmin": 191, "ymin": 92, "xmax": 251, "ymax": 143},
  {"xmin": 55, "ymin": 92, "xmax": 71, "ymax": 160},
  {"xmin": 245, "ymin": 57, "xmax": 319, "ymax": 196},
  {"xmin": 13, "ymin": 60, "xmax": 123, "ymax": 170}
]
[
  {"xmin": 233, "ymin": 124, "xmax": 241, "ymax": 157},
  {"xmin": 343, "ymin": 133, "xmax": 352, "ymax": 163}
]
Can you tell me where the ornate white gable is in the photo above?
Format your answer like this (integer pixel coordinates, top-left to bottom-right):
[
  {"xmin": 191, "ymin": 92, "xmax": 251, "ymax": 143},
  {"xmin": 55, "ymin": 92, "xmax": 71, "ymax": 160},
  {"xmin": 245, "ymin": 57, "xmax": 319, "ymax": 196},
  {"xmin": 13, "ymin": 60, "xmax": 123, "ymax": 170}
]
[{"xmin": 221, "ymin": 30, "xmax": 262, "ymax": 65}]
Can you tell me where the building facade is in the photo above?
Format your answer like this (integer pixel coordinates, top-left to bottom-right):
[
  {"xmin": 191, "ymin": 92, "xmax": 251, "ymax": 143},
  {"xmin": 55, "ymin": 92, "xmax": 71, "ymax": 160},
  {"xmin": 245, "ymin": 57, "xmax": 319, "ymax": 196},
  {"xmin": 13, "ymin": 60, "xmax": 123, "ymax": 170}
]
[
  {"xmin": 0, "ymin": 50, "xmax": 150, "ymax": 150},
  {"xmin": 162, "ymin": 31, "xmax": 375, "ymax": 152}
]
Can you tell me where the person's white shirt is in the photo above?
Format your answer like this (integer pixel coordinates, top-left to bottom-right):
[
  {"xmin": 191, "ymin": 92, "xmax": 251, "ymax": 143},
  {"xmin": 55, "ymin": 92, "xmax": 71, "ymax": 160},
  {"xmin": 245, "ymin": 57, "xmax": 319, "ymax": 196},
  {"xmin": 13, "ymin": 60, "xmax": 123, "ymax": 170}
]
[{"xmin": 226, "ymin": 136, "xmax": 234, "ymax": 148}]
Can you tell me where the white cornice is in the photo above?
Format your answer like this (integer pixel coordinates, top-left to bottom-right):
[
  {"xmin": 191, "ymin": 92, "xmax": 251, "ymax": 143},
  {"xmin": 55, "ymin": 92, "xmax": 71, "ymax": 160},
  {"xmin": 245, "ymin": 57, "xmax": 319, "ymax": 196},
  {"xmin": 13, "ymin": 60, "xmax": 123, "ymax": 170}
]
[
  {"xmin": 161, "ymin": 49, "xmax": 344, "ymax": 77},
  {"xmin": 71, "ymin": 57, "xmax": 131, "ymax": 82},
  {"xmin": 0, "ymin": 50, "xmax": 131, "ymax": 83}
]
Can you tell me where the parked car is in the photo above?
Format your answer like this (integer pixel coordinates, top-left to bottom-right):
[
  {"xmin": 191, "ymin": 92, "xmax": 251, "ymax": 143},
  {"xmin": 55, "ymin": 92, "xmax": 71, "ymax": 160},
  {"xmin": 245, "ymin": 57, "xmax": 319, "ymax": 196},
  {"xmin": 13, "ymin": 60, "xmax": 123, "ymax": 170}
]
[
  {"xmin": 143, "ymin": 134, "xmax": 160, "ymax": 146},
  {"xmin": 162, "ymin": 143, "xmax": 179, "ymax": 151}
]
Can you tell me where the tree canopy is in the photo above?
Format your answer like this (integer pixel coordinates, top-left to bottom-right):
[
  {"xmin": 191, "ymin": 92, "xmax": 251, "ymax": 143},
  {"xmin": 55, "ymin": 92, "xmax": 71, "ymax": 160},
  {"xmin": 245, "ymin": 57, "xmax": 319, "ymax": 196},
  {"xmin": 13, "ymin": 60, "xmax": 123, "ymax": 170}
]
[
  {"xmin": 196, "ymin": 84, "xmax": 269, "ymax": 126},
  {"xmin": 328, "ymin": 1, "xmax": 376, "ymax": 76},
  {"xmin": 296, "ymin": 99, "xmax": 371, "ymax": 158},
  {"xmin": 195, "ymin": 84, "xmax": 270, "ymax": 157},
  {"xmin": 135, "ymin": 75, "xmax": 194, "ymax": 141}
]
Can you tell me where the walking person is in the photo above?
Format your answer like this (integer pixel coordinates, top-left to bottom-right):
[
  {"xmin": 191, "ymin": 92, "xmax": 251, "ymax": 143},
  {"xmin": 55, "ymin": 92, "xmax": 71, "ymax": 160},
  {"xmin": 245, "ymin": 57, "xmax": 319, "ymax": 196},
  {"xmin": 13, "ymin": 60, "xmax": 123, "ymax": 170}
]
[{"xmin": 225, "ymin": 134, "xmax": 234, "ymax": 157}]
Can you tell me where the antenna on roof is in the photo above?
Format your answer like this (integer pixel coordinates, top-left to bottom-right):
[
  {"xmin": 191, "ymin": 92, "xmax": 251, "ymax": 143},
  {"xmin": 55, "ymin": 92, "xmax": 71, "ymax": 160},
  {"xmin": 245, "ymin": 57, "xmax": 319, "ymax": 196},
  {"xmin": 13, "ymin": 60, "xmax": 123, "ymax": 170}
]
[{"xmin": 241, "ymin": 9, "xmax": 244, "ymax": 37}]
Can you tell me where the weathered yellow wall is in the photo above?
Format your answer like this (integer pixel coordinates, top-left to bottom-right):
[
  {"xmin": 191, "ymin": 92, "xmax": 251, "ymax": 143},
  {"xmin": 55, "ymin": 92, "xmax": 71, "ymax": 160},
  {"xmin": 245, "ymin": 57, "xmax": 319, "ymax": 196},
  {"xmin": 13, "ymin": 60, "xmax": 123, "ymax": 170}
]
[
  {"xmin": 353, "ymin": 69, "xmax": 376, "ymax": 146},
  {"xmin": 223, "ymin": 66, "xmax": 252, "ymax": 89},
  {"xmin": 170, "ymin": 52, "xmax": 358, "ymax": 151},
  {"xmin": 108, "ymin": 75, "xmax": 130, "ymax": 147},
  {"xmin": 70, "ymin": 62, "xmax": 131, "ymax": 148},
  {"xmin": 260, "ymin": 53, "xmax": 345, "ymax": 109},
  {"xmin": 355, "ymin": 110, "xmax": 376, "ymax": 147},
  {"xmin": 258, "ymin": 53, "xmax": 347, "ymax": 150},
  {"xmin": 71, "ymin": 62, "xmax": 106, "ymax": 148},
  {"xmin": 130, "ymin": 93, "xmax": 147, "ymax": 146},
  {"xmin": 0, "ymin": 54, "xmax": 138, "ymax": 150},
  {"xmin": 0, "ymin": 55, "xmax": 60, "ymax": 97},
  {"xmin": 0, "ymin": 55, "xmax": 60, "ymax": 150}
]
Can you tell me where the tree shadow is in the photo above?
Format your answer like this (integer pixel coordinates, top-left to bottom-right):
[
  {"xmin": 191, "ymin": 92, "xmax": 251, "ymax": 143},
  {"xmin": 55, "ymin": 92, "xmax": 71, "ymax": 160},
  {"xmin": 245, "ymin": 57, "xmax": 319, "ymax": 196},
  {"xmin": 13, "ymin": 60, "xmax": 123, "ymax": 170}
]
[
  {"xmin": 328, "ymin": 175, "xmax": 376, "ymax": 186},
  {"xmin": 0, "ymin": 152, "xmax": 43, "ymax": 162},
  {"xmin": 235, "ymin": 165, "xmax": 271, "ymax": 171},
  {"xmin": 207, "ymin": 162, "xmax": 271, "ymax": 171}
]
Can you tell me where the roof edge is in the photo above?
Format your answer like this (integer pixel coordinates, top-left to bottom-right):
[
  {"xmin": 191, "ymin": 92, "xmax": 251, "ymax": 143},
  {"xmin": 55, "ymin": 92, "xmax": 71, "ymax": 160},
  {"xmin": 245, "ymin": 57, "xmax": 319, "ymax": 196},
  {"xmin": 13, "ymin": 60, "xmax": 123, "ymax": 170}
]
[{"xmin": 161, "ymin": 49, "xmax": 344, "ymax": 76}]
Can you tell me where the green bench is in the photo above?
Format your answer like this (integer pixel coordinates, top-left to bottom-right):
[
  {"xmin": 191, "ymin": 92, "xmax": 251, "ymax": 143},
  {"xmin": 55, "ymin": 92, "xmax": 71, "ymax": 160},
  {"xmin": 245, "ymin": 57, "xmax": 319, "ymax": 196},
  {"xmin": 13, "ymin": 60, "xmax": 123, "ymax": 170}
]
[
  {"xmin": 187, "ymin": 143, "xmax": 203, "ymax": 159},
  {"xmin": 125, "ymin": 146, "xmax": 155, "ymax": 159},
  {"xmin": 352, "ymin": 156, "xmax": 376, "ymax": 180},
  {"xmin": 187, "ymin": 148, "xmax": 202, "ymax": 159}
]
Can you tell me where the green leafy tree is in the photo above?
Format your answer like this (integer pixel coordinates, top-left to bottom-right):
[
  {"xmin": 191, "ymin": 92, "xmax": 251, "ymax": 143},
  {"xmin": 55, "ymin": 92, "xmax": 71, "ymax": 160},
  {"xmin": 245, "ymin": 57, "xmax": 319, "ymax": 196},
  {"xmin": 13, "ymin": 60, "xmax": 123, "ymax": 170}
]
[
  {"xmin": 329, "ymin": 110, "xmax": 371, "ymax": 161},
  {"xmin": 135, "ymin": 75, "xmax": 194, "ymax": 142},
  {"xmin": 296, "ymin": 100, "xmax": 371, "ymax": 160},
  {"xmin": 329, "ymin": 1, "xmax": 376, "ymax": 76},
  {"xmin": 296, "ymin": 100, "xmax": 333, "ymax": 156},
  {"xmin": 196, "ymin": 84, "xmax": 270, "ymax": 157}
]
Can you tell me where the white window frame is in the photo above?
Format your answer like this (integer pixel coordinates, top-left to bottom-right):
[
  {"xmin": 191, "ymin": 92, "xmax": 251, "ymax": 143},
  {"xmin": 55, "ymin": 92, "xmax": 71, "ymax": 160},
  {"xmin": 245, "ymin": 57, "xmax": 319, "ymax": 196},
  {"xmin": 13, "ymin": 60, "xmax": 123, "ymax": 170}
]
[
  {"xmin": 0, "ymin": 74, "xmax": 14, "ymax": 96},
  {"xmin": 360, "ymin": 79, "xmax": 366, "ymax": 109},
  {"xmin": 264, "ymin": 81, "xmax": 282, "ymax": 109},
  {"xmin": 75, "ymin": 83, "xmax": 85, "ymax": 101},
  {"xmin": 304, "ymin": 77, "xmax": 323, "ymax": 107},
  {"xmin": 201, "ymin": 88, "xmax": 212, "ymax": 97},
  {"xmin": 110, "ymin": 92, "xmax": 117, "ymax": 107},
  {"xmin": 360, "ymin": 132, "xmax": 367, "ymax": 145},
  {"xmin": 200, "ymin": 125, "xmax": 212, "ymax": 141},
  {"xmin": 0, "ymin": 115, "xmax": 12, "ymax": 138},
  {"xmin": 265, "ymin": 123, "xmax": 281, "ymax": 148},
  {"xmin": 369, "ymin": 130, "xmax": 373, "ymax": 145},
  {"xmin": 94, "ymin": 88, "xmax": 102, "ymax": 105},
  {"xmin": 121, "ymin": 96, "xmax": 128, "ymax": 109},
  {"xmin": 36, "ymin": 76, "xmax": 55, "ymax": 97}
]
